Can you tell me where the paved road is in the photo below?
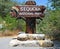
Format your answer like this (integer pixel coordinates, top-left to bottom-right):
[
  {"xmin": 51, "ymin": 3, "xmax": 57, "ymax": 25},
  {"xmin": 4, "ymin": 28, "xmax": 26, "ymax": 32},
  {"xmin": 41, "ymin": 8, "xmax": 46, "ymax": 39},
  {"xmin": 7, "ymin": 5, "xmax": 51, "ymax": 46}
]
[
  {"xmin": 0, "ymin": 37, "xmax": 60, "ymax": 49},
  {"xmin": 0, "ymin": 37, "xmax": 40, "ymax": 49}
]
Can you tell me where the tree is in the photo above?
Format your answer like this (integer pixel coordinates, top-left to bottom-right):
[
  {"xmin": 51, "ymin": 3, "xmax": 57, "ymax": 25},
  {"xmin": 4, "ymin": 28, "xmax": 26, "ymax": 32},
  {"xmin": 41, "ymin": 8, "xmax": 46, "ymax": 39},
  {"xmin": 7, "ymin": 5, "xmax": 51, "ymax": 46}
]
[
  {"xmin": 0, "ymin": 0, "xmax": 26, "ymax": 31},
  {"xmin": 48, "ymin": 0, "xmax": 60, "ymax": 10},
  {"xmin": 0, "ymin": 0, "xmax": 18, "ymax": 17}
]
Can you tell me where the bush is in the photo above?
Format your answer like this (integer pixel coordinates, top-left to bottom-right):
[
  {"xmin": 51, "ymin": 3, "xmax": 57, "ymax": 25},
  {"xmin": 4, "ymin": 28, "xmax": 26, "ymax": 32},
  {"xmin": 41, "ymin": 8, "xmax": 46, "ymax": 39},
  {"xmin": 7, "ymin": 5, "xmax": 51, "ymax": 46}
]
[{"xmin": 36, "ymin": 10, "xmax": 60, "ymax": 40}]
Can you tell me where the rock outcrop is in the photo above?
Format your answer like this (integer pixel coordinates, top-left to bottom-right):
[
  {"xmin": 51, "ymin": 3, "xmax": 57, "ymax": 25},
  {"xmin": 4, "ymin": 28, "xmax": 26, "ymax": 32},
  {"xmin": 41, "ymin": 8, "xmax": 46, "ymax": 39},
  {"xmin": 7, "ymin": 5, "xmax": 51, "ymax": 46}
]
[{"xmin": 9, "ymin": 32, "xmax": 54, "ymax": 47}]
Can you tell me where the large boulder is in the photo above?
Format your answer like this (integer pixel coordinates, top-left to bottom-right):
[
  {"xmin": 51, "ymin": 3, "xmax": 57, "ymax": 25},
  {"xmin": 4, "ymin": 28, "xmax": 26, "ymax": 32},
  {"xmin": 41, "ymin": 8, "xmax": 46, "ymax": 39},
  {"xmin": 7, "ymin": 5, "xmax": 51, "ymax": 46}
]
[
  {"xmin": 17, "ymin": 34, "xmax": 45, "ymax": 41},
  {"xmin": 9, "ymin": 39, "xmax": 54, "ymax": 47}
]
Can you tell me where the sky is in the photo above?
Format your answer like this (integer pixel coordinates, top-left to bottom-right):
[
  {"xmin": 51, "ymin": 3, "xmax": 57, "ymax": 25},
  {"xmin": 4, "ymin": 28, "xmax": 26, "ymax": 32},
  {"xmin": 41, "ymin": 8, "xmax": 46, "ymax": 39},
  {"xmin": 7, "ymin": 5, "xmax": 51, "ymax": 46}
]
[{"xmin": 16, "ymin": 0, "xmax": 49, "ymax": 6}]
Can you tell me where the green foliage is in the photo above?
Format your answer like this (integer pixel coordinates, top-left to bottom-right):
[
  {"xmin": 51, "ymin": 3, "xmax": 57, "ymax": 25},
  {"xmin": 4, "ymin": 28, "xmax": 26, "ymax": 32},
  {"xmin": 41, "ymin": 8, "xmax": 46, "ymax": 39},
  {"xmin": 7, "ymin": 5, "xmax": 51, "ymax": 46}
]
[
  {"xmin": 4, "ymin": 14, "xmax": 18, "ymax": 30},
  {"xmin": 48, "ymin": 0, "xmax": 60, "ymax": 10},
  {"xmin": 0, "ymin": 17, "xmax": 3, "ymax": 23},
  {"xmin": 0, "ymin": 0, "xmax": 18, "ymax": 17},
  {"xmin": 36, "ymin": 10, "xmax": 60, "ymax": 40},
  {"xmin": 17, "ymin": 19, "xmax": 26, "ymax": 31},
  {"xmin": 0, "ymin": 0, "xmax": 26, "ymax": 31},
  {"xmin": 0, "ymin": 14, "xmax": 26, "ymax": 32}
]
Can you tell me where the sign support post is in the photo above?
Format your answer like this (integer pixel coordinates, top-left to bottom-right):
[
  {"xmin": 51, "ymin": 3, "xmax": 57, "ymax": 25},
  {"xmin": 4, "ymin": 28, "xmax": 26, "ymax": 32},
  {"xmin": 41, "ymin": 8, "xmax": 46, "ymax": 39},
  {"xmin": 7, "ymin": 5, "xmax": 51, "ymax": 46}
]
[{"xmin": 25, "ymin": 1, "xmax": 36, "ymax": 33}]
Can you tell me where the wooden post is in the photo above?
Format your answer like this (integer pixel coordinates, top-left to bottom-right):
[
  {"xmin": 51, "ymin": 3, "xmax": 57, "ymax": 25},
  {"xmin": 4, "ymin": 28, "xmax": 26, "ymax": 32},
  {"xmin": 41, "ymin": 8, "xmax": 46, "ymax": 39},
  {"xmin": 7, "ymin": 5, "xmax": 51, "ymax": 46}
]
[
  {"xmin": 26, "ymin": 18, "xmax": 36, "ymax": 34},
  {"xmin": 25, "ymin": 1, "xmax": 36, "ymax": 34}
]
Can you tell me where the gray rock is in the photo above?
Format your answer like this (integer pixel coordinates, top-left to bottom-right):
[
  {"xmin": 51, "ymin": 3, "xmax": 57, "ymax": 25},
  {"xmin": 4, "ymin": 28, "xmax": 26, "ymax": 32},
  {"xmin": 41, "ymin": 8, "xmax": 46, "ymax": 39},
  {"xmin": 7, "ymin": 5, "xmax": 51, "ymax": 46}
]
[
  {"xmin": 17, "ymin": 34, "xmax": 45, "ymax": 40},
  {"xmin": 38, "ymin": 39, "xmax": 54, "ymax": 47},
  {"xmin": 9, "ymin": 39, "xmax": 39, "ymax": 47},
  {"xmin": 9, "ymin": 39, "xmax": 54, "ymax": 47}
]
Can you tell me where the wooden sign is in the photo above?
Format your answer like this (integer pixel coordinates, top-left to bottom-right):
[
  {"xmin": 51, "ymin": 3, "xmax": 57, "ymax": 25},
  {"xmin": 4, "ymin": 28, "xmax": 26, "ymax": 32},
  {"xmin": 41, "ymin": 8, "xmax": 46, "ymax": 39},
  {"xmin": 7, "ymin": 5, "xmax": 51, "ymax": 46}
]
[
  {"xmin": 11, "ymin": 5, "xmax": 45, "ymax": 17},
  {"xmin": 10, "ymin": 0, "xmax": 46, "ymax": 34}
]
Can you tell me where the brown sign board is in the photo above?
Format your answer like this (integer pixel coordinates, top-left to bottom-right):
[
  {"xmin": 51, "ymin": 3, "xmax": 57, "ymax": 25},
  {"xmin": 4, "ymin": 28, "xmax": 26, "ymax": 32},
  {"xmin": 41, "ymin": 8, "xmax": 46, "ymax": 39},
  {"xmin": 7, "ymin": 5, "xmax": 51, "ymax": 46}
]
[{"xmin": 11, "ymin": 5, "xmax": 45, "ymax": 17}]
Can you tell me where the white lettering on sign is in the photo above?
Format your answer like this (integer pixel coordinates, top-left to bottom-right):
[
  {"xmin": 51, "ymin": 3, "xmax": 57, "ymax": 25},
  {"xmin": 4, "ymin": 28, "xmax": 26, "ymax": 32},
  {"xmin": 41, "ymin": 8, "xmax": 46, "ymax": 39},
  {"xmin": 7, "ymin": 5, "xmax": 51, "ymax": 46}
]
[
  {"xmin": 20, "ymin": 7, "xmax": 41, "ymax": 11},
  {"xmin": 19, "ymin": 12, "xmax": 33, "ymax": 15},
  {"xmin": 19, "ymin": 12, "xmax": 42, "ymax": 16}
]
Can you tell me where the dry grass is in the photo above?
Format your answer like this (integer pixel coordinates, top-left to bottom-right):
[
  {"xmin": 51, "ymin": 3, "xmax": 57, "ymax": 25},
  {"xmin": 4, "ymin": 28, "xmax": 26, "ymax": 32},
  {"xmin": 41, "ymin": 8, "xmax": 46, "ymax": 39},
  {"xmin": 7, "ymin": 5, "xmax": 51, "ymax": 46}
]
[{"xmin": 0, "ymin": 29, "xmax": 20, "ymax": 37}]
